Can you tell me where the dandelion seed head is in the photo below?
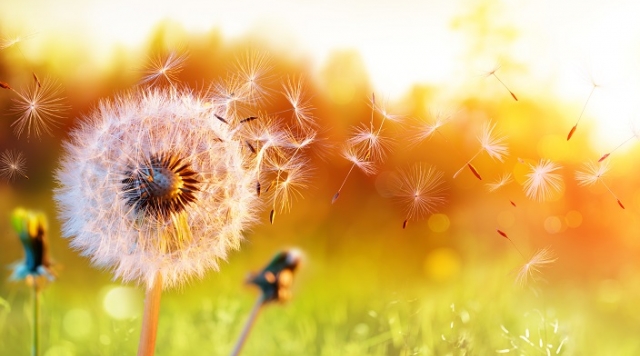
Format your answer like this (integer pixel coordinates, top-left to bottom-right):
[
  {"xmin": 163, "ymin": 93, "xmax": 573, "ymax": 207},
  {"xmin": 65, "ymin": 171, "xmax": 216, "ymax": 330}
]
[
  {"xmin": 282, "ymin": 76, "xmax": 315, "ymax": 127},
  {"xmin": 409, "ymin": 109, "xmax": 454, "ymax": 144},
  {"xmin": 523, "ymin": 159, "xmax": 563, "ymax": 202},
  {"xmin": 55, "ymin": 88, "xmax": 264, "ymax": 289},
  {"xmin": 347, "ymin": 123, "xmax": 391, "ymax": 162},
  {"xmin": 235, "ymin": 50, "xmax": 273, "ymax": 103}
]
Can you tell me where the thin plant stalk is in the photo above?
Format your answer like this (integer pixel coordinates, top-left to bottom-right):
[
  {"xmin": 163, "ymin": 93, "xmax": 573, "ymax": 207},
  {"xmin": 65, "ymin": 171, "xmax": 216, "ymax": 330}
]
[
  {"xmin": 32, "ymin": 280, "xmax": 39, "ymax": 356},
  {"xmin": 453, "ymin": 149, "xmax": 482, "ymax": 179},
  {"xmin": 598, "ymin": 134, "xmax": 636, "ymax": 162},
  {"xmin": 567, "ymin": 84, "xmax": 596, "ymax": 141},
  {"xmin": 230, "ymin": 293, "xmax": 266, "ymax": 356},
  {"xmin": 137, "ymin": 272, "xmax": 163, "ymax": 356}
]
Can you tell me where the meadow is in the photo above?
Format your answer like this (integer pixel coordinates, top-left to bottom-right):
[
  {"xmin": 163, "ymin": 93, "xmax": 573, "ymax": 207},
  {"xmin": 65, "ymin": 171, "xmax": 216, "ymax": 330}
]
[{"xmin": 2, "ymin": 19, "xmax": 640, "ymax": 356}]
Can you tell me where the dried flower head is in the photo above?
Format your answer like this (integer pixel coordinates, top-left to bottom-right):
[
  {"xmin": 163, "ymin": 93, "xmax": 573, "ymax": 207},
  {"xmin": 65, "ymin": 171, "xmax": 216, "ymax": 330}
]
[
  {"xmin": 0, "ymin": 149, "xmax": 28, "ymax": 181},
  {"xmin": 10, "ymin": 208, "xmax": 55, "ymax": 282},
  {"xmin": 523, "ymin": 159, "xmax": 563, "ymax": 202},
  {"xmin": 54, "ymin": 88, "xmax": 307, "ymax": 289}
]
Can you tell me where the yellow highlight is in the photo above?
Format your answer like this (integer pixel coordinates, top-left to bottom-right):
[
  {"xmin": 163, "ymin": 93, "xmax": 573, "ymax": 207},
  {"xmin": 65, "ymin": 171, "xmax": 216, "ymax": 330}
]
[
  {"xmin": 424, "ymin": 247, "xmax": 461, "ymax": 282},
  {"xmin": 63, "ymin": 309, "xmax": 92, "ymax": 339},
  {"xmin": 428, "ymin": 213, "xmax": 450, "ymax": 233},
  {"xmin": 565, "ymin": 210, "xmax": 583, "ymax": 228},
  {"xmin": 102, "ymin": 286, "xmax": 142, "ymax": 320},
  {"xmin": 537, "ymin": 135, "xmax": 570, "ymax": 161},
  {"xmin": 544, "ymin": 216, "xmax": 563, "ymax": 234}
]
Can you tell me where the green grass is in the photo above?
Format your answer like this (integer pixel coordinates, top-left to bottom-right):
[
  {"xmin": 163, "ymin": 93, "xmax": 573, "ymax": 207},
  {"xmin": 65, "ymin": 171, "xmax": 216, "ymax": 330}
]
[{"xmin": 2, "ymin": 247, "xmax": 640, "ymax": 356}]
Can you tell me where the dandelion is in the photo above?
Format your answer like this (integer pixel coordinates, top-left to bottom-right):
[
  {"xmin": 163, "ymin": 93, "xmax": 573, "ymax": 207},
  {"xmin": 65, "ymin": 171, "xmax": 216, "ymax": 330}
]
[
  {"xmin": 54, "ymin": 84, "xmax": 315, "ymax": 354},
  {"xmin": 567, "ymin": 74, "xmax": 599, "ymax": 141},
  {"xmin": 515, "ymin": 248, "xmax": 557, "ymax": 286},
  {"xmin": 0, "ymin": 149, "xmax": 28, "ymax": 181},
  {"xmin": 390, "ymin": 164, "xmax": 447, "ymax": 229},
  {"xmin": 523, "ymin": 159, "xmax": 563, "ymax": 202},
  {"xmin": 575, "ymin": 160, "xmax": 624, "ymax": 209},
  {"xmin": 0, "ymin": 32, "xmax": 36, "ymax": 50},
  {"xmin": 231, "ymin": 249, "xmax": 301, "ymax": 356},
  {"xmin": 9, "ymin": 76, "xmax": 67, "ymax": 139},
  {"xmin": 453, "ymin": 120, "xmax": 508, "ymax": 180},
  {"xmin": 139, "ymin": 51, "xmax": 188, "ymax": 88},
  {"xmin": 10, "ymin": 208, "xmax": 56, "ymax": 356},
  {"xmin": 332, "ymin": 93, "xmax": 396, "ymax": 203},
  {"xmin": 484, "ymin": 64, "xmax": 518, "ymax": 101}
]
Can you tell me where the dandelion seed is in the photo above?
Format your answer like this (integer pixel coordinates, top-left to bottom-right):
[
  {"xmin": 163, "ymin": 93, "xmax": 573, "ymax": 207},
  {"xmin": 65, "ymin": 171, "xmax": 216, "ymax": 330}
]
[
  {"xmin": 332, "ymin": 93, "xmax": 395, "ymax": 203},
  {"xmin": 0, "ymin": 149, "xmax": 28, "ymax": 181},
  {"xmin": 408, "ymin": 109, "xmax": 454, "ymax": 145},
  {"xmin": 0, "ymin": 33, "xmax": 36, "ymax": 50},
  {"xmin": 9, "ymin": 77, "xmax": 67, "ymax": 139},
  {"xmin": 487, "ymin": 172, "xmax": 512, "ymax": 192},
  {"xmin": 496, "ymin": 229, "xmax": 525, "ymax": 259},
  {"xmin": 575, "ymin": 160, "xmax": 624, "ymax": 209},
  {"xmin": 485, "ymin": 64, "xmax": 518, "ymax": 101},
  {"xmin": 282, "ymin": 76, "xmax": 315, "ymax": 127},
  {"xmin": 514, "ymin": 247, "xmax": 557, "ymax": 286},
  {"xmin": 454, "ymin": 120, "xmax": 508, "ymax": 179},
  {"xmin": 567, "ymin": 75, "xmax": 599, "ymax": 141},
  {"xmin": 523, "ymin": 159, "xmax": 562, "ymax": 202},
  {"xmin": 1, "ymin": 81, "xmax": 11, "ymax": 89},
  {"xmin": 390, "ymin": 164, "xmax": 447, "ymax": 228},
  {"xmin": 235, "ymin": 50, "xmax": 273, "ymax": 103},
  {"xmin": 597, "ymin": 121, "xmax": 640, "ymax": 162},
  {"xmin": 139, "ymin": 51, "xmax": 188, "ymax": 88}
]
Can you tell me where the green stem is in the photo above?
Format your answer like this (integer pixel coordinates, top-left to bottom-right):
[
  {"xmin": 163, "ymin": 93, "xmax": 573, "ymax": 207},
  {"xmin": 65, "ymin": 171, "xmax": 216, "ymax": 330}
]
[
  {"xmin": 230, "ymin": 294, "xmax": 265, "ymax": 356},
  {"xmin": 32, "ymin": 280, "xmax": 39, "ymax": 356}
]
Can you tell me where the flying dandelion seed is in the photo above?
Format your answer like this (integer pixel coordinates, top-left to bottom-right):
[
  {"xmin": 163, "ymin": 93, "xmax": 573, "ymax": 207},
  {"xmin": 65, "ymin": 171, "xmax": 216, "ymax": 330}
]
[
  {"xmin": 390, "ymin": 164, "xmax": 447, "ymax": 229},
  {"xmin": 0, "ymin": 32, "xmax": 36, "ymax": 50},
  {"xmin": 523, "ymin": 159, "xmax": 563, "ymax": 202},
  {"xmin": 597, "ymin": 122, "xmax": 640, "ymax": 162},
  {"xmin": 139, "ymin": 51, "xmax": 188, "ymax": 88},
  {"xmin": 9, "ymin": 76, "xmax": 67, "ymax": 139},
  {"xmin": 575, "ymin": 160, "xmax": 624, "ymax": 209},
  {"xmin": 235, "ymin": 50, "xmax": 273, "ymax": 103},
  {"xmin": 408, "ymin": 109, "xmax": 455, "ymax": 145},
  {"xmin": 485, "ymin": 64, "xmax": 518, "ymax": 101},
  {"xmin": 332, "ymin": 93, "xmax": 396, "ymax": 203},
  {"xmin": 282, "ymin": 76, "xmax": 315, "ymax": 127},
  {"xmin": 514, "ymin": 248, "xmax": 557, "ymax": 286},
  {"xmin": 453, "ymin": 120, "xmax": 508, "ymax": 179},
  {"xmin": 0, "ymin": 149, "xmax": 28, "ymax": 181},
  {"xmin": 487, "ymin": 172, "xmax": 512, "ymax": 192},
  {"xmin": 567, "ymin": 74, "xmax": 599, "ymax": 141}
]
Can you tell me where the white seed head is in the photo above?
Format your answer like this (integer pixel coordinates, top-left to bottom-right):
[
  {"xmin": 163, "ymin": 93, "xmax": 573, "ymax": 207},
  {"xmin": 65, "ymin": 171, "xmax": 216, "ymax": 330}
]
[{"xmin": 54, "ymin": 88, "xmax": 262, "ymax": 289}]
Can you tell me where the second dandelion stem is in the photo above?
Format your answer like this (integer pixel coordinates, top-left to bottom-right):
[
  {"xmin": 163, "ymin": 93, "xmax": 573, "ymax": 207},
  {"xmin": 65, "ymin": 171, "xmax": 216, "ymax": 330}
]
[
  {"xmin": 230, "ymin": 293, "xmax": 266, "ymax": 356},
  {"xmin": 32, "ymin": 280, "xmax": 39, "ymax": 356}
]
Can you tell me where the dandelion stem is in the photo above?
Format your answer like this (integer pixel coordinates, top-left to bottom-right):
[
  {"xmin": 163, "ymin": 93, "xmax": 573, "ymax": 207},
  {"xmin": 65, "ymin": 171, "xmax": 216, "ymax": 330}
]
[
  {"xmin": 492, "ymin": 73, "xmax": 518, "ymax": 101},
  {"xmin": 32, "ymin": 279, "xmax": 39, "ymax": 356},
  {"xmin": 599, "ymin": 179, "xmax": 625, "ymax": 209},
  {"xmin": 230, "ymin": 293, "xmax": 265, "ymax": 356},
  {"xmin": 453, "ymin": 149, "xmax": 482, "ymax": 179},
  {"xmin": 332, "ymin": 162, "xmax": 357, "ymax": 203},
  {"xmin": 137, "ymin": 272, "xmax": 163, "ymax": 356},
  {"xmin": 568, "ymin": 85, "xmax": 596, "ymax": 141},
  {"xmin": 599, "ymin": 134, "xmax": 635, "ymax": 162}
]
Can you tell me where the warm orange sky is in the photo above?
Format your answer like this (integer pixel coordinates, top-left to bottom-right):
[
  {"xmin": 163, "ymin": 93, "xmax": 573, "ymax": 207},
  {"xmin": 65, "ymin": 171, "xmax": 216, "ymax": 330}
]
[{"xmin": 2, "ymin": 0, "xmax": 640, "ymax": 149}]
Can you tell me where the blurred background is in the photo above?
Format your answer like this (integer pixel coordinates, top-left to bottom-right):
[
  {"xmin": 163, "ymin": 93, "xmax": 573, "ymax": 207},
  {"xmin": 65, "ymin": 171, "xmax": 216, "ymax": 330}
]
[{"xmin": 2, "ymin": 0, "xmax": 640, "ymax": 355}]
